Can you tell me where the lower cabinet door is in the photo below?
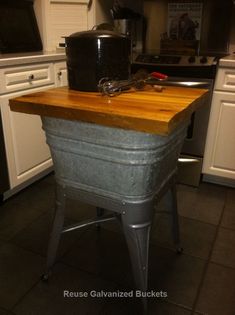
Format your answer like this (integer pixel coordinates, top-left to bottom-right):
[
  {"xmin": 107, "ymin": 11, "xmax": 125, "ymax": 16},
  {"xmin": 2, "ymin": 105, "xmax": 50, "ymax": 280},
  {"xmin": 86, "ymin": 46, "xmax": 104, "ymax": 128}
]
[
  {"xmin": 203, "ymin": 91, "xmax": 235, "ymax": 180},
  {"xmin": 0, "ymin": 85, "xmax": 54, "ymax": 189}
]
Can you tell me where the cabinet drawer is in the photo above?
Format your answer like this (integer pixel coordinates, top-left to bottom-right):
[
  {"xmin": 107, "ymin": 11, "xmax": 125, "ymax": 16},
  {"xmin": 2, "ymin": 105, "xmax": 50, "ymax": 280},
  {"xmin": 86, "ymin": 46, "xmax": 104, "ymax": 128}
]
[
  {"xmin": 0, "ymin": 63, "xmax": 54, "ymax": 94},
  {"xmin": 215, "ymin": 68, "xmax": 235, "ymax": 92}
]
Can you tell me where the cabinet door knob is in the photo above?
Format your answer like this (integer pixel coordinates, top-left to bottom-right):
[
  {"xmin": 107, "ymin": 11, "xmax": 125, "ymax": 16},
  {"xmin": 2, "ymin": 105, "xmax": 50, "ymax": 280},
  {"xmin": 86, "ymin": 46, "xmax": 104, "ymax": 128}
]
[
  {"xmin": 57, "ymin": 71, "xmax": 63, "ymax": 81},
  {"xmin": 28, "ymin": 74, "xmax": 34, "ymax": 80}
]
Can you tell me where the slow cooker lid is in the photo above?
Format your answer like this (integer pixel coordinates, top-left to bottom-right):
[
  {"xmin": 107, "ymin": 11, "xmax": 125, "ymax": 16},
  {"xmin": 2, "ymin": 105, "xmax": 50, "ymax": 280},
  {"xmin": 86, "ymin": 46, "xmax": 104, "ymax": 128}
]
[{"xmin": 66, "ymin": 29, "xmax": 127, "ymax": 39}]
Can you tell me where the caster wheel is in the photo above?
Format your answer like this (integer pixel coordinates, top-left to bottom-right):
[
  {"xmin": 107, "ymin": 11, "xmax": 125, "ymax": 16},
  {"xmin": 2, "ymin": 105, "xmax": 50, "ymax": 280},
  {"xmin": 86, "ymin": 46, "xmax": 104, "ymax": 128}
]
[
  {"xmin": 41, "ymin": 273, "xmax": 50, "ymax": 282},
  {"xmin": 176, "ymin": 247, "xmax": 183, "ymax": 254}
]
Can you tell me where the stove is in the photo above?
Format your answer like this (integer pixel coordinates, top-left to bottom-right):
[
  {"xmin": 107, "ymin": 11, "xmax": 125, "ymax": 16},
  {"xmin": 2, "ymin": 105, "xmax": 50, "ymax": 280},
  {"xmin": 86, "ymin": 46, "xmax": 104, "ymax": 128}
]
[
  {"xmin": 131, "ymin": 53, "xmax": 220, "ymax": 186},
  {"xmin": 135, "ymin": 54, "xmax": 218, "ymax": 66},
  {"xmin": 132, "ymin": 53, "xmax": 219, "ymax": 79}
]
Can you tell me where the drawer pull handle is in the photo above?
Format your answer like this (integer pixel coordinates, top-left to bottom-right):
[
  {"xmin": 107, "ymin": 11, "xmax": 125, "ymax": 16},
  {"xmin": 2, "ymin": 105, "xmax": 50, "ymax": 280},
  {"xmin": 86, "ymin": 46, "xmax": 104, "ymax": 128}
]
[
  {"xmin": 58, "ymin": 71, "xmax": 62, "ymax": 77},
  {"xmin": 28, "ymin": 74, "xmax": 34, "ymax": 80}
]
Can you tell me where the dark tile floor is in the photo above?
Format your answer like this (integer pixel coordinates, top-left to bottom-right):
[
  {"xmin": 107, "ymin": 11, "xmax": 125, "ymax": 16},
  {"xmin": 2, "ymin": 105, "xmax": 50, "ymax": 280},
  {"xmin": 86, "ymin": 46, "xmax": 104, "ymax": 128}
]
[{"xmin": 0, "ymin": 173, "xmax": 235, "ymax": 315}]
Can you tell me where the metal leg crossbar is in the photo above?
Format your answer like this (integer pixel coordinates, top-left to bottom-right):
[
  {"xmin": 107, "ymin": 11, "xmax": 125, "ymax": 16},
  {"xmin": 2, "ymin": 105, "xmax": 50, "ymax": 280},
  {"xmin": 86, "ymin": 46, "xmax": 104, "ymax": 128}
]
[{"xmin": 61, "ymin": 214, "xmax": 117, "ymax": 234}]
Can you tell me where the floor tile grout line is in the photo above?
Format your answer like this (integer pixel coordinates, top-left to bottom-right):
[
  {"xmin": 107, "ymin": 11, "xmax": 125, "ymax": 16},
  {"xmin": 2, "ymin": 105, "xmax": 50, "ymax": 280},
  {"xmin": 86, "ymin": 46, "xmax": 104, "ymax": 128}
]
[
  {"xmin": 9, "ymin": 257, "xmax": 120, "ymax": 314},
  {"xmin": 6, "ymin": 223, "xmax": 93, "ymax": 262},
  {"xmin": 4, "ymin": 238, "xmax": 47, "ymax": 259},
  {"xmin": 149, "ymin": 241, "xmax": 211, "ymax": 262},
  {"xmin": 190, "ymin": 188, "xmax": 229, "ymax": 314},
  {"xmin": 0, "ymin": 305, "xmax": 16, "ymax": 315},
  {"xmin": 159, "ymin": 299, "xmax": 193, "ymax": 312},
  {"xmin": 10, "ymin": 257, "xmax": 119, "ymax": 313},
  {"xmin": 152, "ymin": 239, "xmax": 235, "ymax": 271},
  {"xmin": 216, "ymin": 224, "xmax": 235, "ymax": 232},
  {"xmin": 10, "ymin": 273, "xmax": 46, "ymax": 312},
  {"xmin": 208, "ymin": 260, "xmax": 235, "ymax": 271},
  {"xmin": 0, "ymin": 205, "xmax": 55, "ymax": 243},
  {"xmin": 154, "ymin": 210, "xmax": 222, "ymax": 228},
  {"xmin": 56, "ymin": 225, "xmax": 95, "ymax": 261},
  {"xmin": 179, "ymin": 214, "xmax": 222, "ymax": 228},
  {"xmin": 49, "ymin": 259, "xmax": 125, "ymax": 292}
]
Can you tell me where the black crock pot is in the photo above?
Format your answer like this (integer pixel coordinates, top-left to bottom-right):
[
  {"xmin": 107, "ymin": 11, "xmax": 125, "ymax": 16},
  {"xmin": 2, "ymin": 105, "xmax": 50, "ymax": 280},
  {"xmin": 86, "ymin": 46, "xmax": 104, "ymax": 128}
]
[{"xmin": 65, "ymin": 30, "xmax": 131, "ymax": 92}]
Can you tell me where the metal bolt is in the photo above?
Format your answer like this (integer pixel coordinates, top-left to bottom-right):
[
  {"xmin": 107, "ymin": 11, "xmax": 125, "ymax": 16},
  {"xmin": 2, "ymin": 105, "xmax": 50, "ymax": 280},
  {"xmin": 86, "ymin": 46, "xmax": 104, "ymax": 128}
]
[{"xmin": 122, "ymin": 211, "xmax": 126, "ymax": 215}]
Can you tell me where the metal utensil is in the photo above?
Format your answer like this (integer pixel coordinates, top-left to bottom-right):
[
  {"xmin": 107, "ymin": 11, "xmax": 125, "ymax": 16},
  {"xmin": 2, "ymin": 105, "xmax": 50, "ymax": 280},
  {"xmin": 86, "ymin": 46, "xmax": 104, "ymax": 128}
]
[{"xmin": 98, "ymin": 71, "xmax": 168, "ymax": 96}]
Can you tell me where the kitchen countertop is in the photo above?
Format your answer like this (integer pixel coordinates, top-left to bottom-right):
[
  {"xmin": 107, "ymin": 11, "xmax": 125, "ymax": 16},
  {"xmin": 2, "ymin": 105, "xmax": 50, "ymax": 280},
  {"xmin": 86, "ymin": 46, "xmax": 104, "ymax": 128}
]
[
  {"xmin": 0, "ymin": 51, "xmax": 66, "ymax": 67},
  {"xmin": 219, "ymin": 54, "xmax": 235, "ymax": 67},
  {"xmin": 9, "ymin": 86, "xmax": 208, "ymax": 135}
]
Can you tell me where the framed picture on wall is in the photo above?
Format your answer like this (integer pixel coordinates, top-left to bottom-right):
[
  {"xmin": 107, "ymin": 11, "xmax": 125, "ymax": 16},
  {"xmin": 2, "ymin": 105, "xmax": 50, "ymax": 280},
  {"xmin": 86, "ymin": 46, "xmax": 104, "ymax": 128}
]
[{"xmin": 168, "ymin": 2, "xmax": 203, "ymax": 41}]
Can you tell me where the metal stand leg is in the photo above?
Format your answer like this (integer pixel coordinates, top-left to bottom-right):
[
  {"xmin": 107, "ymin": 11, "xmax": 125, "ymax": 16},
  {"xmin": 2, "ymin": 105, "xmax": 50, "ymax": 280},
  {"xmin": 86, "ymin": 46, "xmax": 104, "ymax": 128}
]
[
  {"xmin": 121, "ymin": 204, "xmax": 154, "ymax": 315},
  {"xmin": 96, "ymin": 207, "xmax": 105, "ymax": 230},
  {"xmin": 42, "ymin": 184, "xmax": 66, "ymax": 280},
  {"xmin": 165, "ymin": 182, "xmax": 183, "ymax": 253},
  {"xmin": 96, "ymin": 207, "xmax": 105, "ymax": 217}
]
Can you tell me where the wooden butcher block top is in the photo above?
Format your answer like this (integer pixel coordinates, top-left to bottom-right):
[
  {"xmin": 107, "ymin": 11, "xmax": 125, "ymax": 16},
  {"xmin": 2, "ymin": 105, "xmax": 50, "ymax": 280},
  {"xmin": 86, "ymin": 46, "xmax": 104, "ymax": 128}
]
[{"xmin": 9, "ymin": 86, "xmax": 208, "ymax": 135}]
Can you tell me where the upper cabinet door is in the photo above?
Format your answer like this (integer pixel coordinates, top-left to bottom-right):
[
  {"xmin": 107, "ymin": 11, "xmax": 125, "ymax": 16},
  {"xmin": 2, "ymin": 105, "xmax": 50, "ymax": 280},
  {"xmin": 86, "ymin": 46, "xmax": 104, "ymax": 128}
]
[
  {"xmin": 34, "ymin": 0, "xmax": 114, "ymax": 51},
  {"xmin": 34, "ymin": 0, "xmax": 89, "ymax": 51}
]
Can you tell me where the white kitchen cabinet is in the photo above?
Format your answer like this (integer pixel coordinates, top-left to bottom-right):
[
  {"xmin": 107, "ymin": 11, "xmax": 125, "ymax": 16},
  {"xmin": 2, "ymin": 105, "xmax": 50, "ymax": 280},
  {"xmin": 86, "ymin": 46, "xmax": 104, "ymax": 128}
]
[
  {"xmin": 34, "ymin": 0, "xmax": 113, "ymax": 52},
  {"xmin": 0, "ymin": 56, "xmax": 67, "ymax": 196},
  {"xmin": 1, "ymin": 88, "xmax": 53, "ymax": 189},
  {"xmin": 0, "ymin": 63, "xmax": 54, "ymax": 94},
  {"xmin": 203, "ymin": 63, "xmax": 235, "ymax": 186},
  {"xmin": 0, "ymin": 61, "xmax": 55, "ymax": 190}
]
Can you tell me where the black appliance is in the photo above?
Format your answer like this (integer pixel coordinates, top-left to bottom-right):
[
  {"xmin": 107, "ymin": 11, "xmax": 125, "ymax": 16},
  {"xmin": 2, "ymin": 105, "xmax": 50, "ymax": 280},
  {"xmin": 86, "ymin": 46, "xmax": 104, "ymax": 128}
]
[
  {"xmin": 132, "ymin": 53, "xmax": 218, "ymax": 186},
  {"xmin": 0, "ymin": 112, "xmax": 10, "ymax": 203},
  {"xmin": 0, "ymin": 0, "xmax": 42, "ymax": 54},
  {"xmin": 65, "ymin": 30, "xmax": 131, "ymax": 92}
]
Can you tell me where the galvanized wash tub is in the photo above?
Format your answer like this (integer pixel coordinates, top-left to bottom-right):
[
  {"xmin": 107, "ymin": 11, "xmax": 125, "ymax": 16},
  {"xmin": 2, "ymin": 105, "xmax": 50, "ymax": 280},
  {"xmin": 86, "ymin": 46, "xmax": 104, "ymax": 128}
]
[
  {"xmin": 42, "ymin": 117, "xmax": 187, "ymax": 202},
  {"xmin": 41, "ymin": 117, "xmax": 188, "ymax": 314}
]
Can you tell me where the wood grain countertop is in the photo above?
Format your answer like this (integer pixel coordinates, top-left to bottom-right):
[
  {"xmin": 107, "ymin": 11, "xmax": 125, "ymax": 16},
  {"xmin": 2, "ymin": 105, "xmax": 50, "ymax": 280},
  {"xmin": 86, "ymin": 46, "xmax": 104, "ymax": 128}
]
[{"xmin": 9, "ymin": 86, "xmax": 209, "ymax": 135}]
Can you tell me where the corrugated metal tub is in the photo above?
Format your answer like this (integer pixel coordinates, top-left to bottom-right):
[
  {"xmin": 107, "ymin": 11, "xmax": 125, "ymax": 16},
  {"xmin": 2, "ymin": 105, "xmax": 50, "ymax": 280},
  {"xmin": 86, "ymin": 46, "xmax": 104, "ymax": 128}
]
[{"xmin": 41, "ymin": 117, "xmax": 188, "ymax": 314}]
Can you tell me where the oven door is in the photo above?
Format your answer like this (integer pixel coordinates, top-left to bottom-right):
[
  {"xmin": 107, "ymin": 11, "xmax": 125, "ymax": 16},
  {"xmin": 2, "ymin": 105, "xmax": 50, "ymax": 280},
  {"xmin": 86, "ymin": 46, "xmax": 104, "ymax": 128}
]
[
  {"xmin": 152, "ymin": 77, "xmax": 213, "ymax": 186},
  {"xmin": 153, "ymin": 77, "xmax": 213, "ymax": 156},
  {"xmin": 176, "ymin": 78, "xmax": 213, "ymax": 156},
  {"xmin": 132, "ymin": 61, "xmax": 215, "ymax": 186},
  {"xmin": 167, "ymin": 78, "xmax": 214, "ymax": 186}
]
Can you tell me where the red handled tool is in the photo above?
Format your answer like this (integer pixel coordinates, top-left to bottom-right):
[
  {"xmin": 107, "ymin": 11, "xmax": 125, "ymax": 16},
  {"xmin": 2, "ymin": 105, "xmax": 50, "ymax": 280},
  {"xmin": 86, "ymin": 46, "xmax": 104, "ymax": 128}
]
[{"xmin": 150, "ymin": 72, "xmax": 168, "ymax": 80}]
